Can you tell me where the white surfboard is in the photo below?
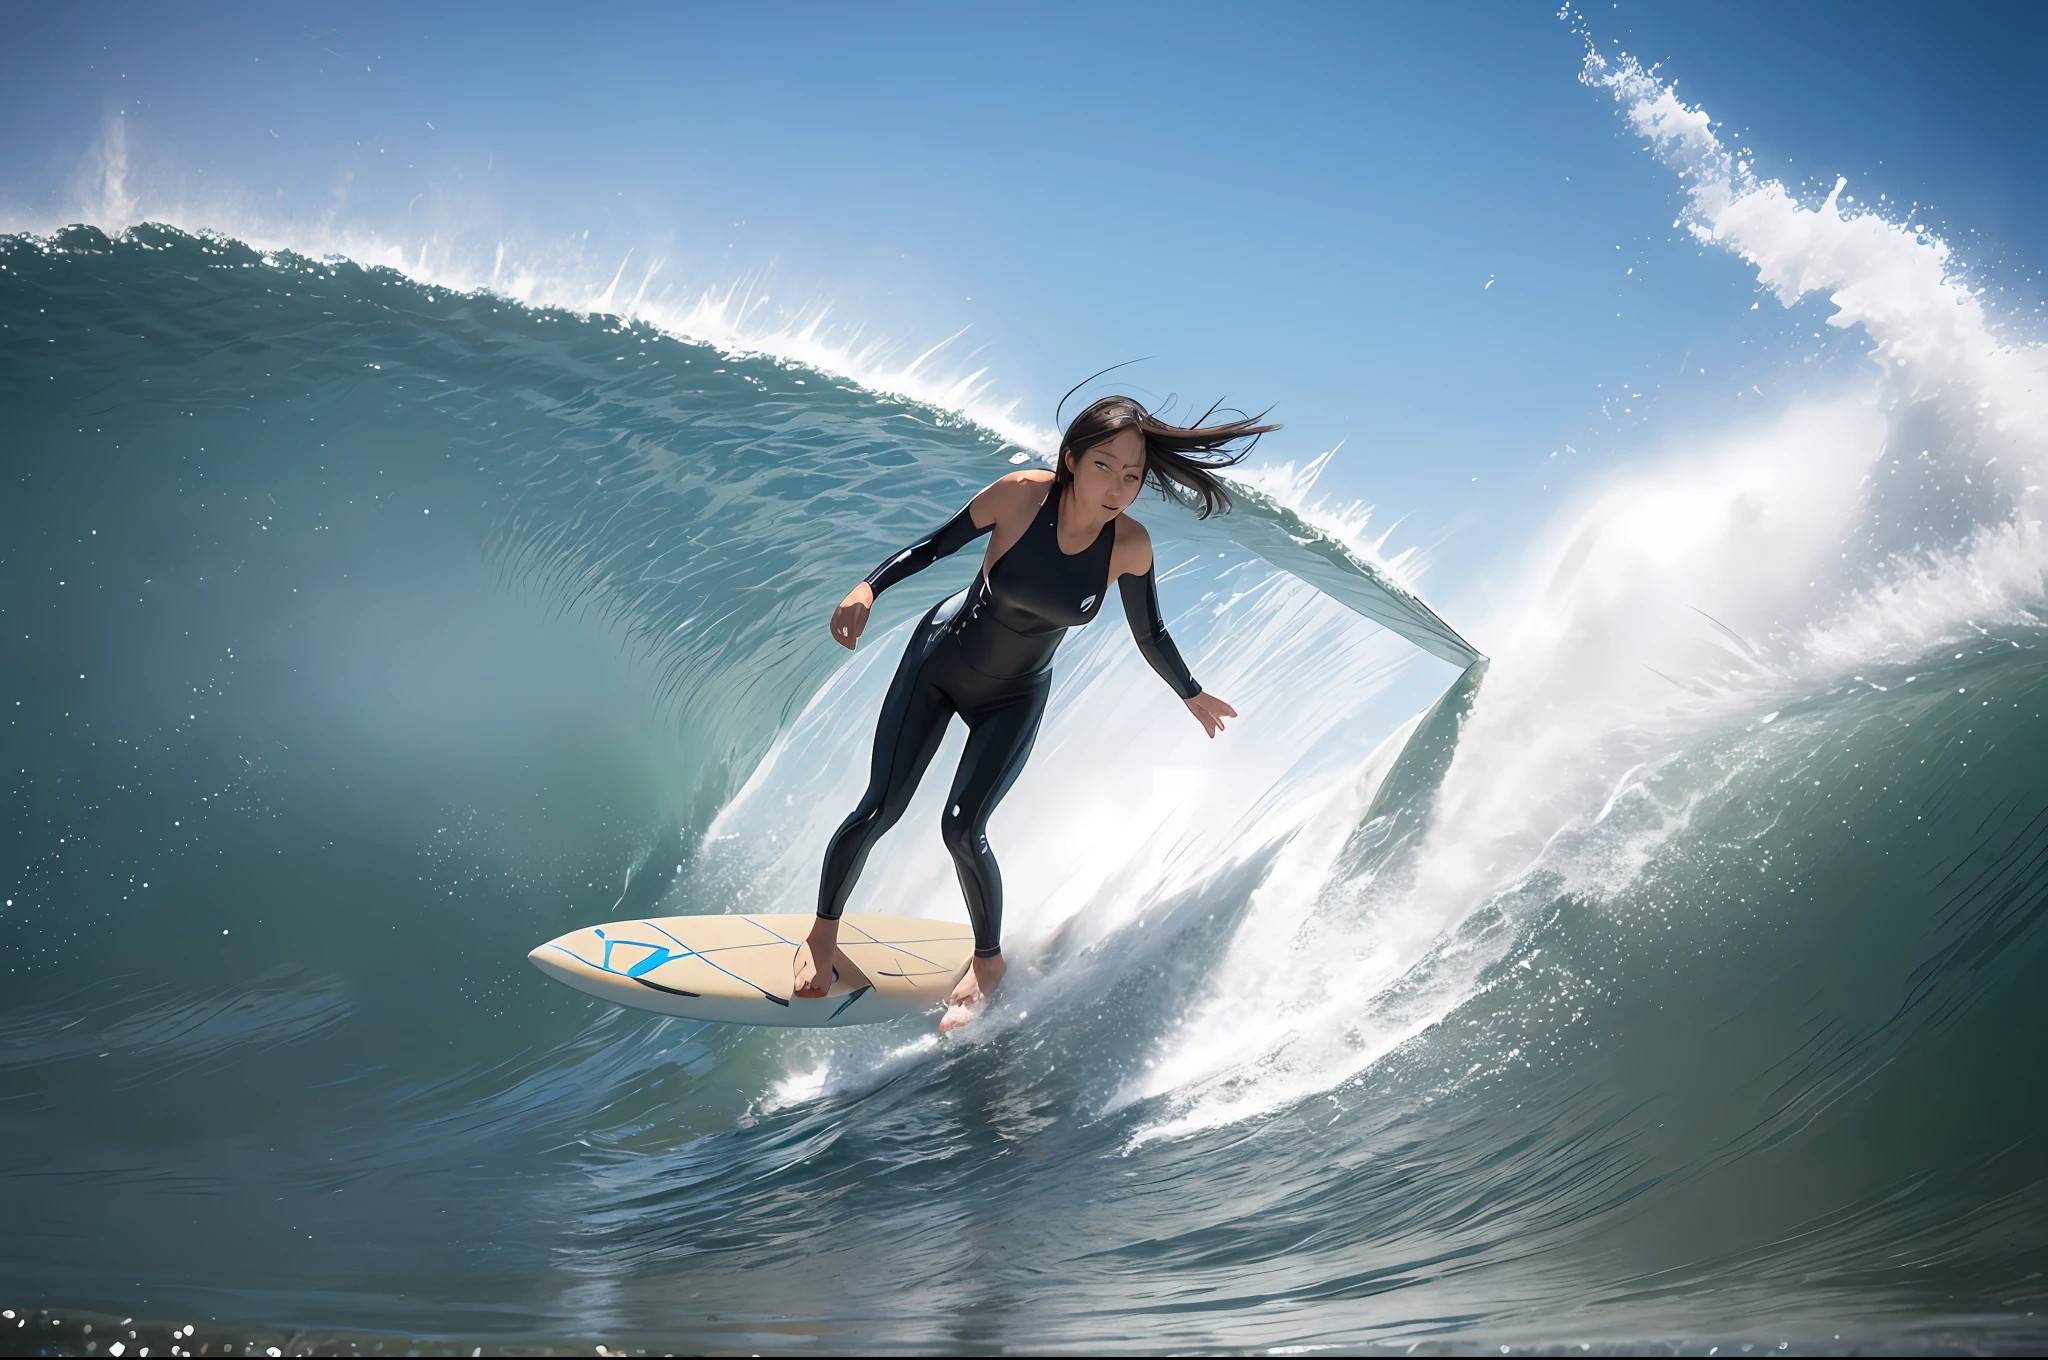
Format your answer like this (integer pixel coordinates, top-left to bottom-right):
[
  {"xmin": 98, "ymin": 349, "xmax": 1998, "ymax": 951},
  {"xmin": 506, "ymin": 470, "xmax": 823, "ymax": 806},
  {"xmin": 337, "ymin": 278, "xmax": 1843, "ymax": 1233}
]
[{"xmin": 527, "ymin": 913, "xmax": 975, "ymax": 1027}]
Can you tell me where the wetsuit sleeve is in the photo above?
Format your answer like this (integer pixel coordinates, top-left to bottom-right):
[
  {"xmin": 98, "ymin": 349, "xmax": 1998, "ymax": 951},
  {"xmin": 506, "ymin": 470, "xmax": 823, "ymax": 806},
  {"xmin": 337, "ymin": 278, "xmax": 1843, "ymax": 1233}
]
[
  {"xmin": 861, "ymin": 505, "xmax": 990, "ymax": 597},
  {"xmin": 1118, "ymin": 567, "xmax": 1202, "ymax": 700}
]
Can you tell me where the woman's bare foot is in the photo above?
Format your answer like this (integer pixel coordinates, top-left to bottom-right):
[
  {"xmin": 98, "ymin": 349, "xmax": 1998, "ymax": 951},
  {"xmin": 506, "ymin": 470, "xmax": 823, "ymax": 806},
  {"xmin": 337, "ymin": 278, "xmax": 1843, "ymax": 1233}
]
[
  {"xmin": 793, "ymin": 917, "xmax": 841, "ymax": 999},
  {"xmin": 938, "ymin": 953, "xmax": 1006, "ymax": 1032}
]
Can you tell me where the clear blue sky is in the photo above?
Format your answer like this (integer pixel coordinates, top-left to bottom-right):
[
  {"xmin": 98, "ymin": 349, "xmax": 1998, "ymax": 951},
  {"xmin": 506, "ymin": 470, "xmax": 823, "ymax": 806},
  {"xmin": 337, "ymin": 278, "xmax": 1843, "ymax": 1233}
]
[{"xmin": 4, "ymin": 1, "xmax": 2042, "ymax": 598}]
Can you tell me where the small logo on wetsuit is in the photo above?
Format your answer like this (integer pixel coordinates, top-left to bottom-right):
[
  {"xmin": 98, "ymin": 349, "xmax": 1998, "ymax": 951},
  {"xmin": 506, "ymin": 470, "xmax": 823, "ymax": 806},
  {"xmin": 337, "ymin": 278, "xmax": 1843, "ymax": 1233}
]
[{"xmin": 1079, "ymin": 594, "xmax": 1098, "ymax": 613}]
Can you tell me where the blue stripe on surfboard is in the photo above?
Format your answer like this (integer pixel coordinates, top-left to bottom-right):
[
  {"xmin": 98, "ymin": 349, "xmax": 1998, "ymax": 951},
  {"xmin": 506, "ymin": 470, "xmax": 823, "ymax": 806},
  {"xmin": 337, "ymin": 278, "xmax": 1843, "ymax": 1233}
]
[
  {"xmin": 640, "ymin": 919, "xmax": 790, "ymax": 1006},
  {"xmin": 543, "ymin": 940, "xmax": 602, "ymax": 970},
  {"xmin": 546, "ymin": 933, "xmax": 787, "ymax": 1008},
  {"xmin": 834, "ymin": 916, "xmax": 968, "ymax": 973},
  {"xmin": 737, "ymin": 915, "xmax": 799, "ymax": 945},
  {"xmin": 545, "ymin": 939, "xmax": 702, "ymax": 995}
]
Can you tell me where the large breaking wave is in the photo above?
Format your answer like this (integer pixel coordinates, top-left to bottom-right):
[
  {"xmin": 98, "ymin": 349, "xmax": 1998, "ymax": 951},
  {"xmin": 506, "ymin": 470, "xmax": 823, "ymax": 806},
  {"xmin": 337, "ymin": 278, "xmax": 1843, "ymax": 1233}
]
[{"xmin": 2, "ymin": 35, "xmax": 2047, "ymax": 1352}]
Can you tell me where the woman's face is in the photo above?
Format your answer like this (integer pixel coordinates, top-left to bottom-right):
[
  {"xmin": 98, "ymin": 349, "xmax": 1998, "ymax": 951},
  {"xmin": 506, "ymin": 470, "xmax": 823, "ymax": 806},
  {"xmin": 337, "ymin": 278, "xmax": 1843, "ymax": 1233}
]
[{"xmin": 1066, "ymin": 427, "xmax": 1146, "ymax": 517}]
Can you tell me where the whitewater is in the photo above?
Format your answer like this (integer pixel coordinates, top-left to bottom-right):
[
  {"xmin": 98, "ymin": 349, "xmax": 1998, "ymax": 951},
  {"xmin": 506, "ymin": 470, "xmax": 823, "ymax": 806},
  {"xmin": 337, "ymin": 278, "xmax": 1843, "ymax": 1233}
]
[{"xmin": 3, "ymin": 35, "xmax": 2047, "ymax": 1355}]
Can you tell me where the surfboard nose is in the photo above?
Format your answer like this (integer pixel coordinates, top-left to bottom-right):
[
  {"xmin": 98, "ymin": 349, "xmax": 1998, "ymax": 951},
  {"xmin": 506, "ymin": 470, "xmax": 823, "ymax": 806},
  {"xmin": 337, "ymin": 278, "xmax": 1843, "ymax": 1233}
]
[{"xmin": 527, "ymin": 940, "xmax": 574, "ymax": 984}]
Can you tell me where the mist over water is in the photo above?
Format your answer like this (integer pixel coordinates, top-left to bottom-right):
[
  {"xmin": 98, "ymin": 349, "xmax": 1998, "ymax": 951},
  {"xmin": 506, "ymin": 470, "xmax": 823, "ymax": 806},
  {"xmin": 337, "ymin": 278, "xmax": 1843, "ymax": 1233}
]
[{"xmin": 4, "ymin": 37, "xmax": 2048, "ymax": 1353}]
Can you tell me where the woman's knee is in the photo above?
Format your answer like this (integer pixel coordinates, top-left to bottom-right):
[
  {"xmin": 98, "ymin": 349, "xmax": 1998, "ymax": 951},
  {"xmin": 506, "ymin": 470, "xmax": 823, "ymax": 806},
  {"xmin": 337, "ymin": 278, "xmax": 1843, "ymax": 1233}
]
[
  {"xmin": 937, "ymin": 802, "xmax": 970, "ymax": 856},
  {"xmin": 938, "ymin": 803, "xmax": 984, "ymax": 859}
]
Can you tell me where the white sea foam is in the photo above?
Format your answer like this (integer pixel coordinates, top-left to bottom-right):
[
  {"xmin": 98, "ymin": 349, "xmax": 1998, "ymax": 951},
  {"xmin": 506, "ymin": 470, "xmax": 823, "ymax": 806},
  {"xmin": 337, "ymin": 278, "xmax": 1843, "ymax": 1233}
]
[
  {"xmin": 1573, "ymin": 43, "xmax": 2048, "ymax": 651},
  {"xmin": 1117, "ymin": 35, "xmax": 2048, "ymax": 1142}
]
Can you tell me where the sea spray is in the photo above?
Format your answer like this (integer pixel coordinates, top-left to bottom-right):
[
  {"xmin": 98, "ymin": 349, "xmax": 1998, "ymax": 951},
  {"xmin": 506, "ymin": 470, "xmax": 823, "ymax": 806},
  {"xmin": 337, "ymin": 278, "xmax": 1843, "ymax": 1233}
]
[{"xmin": 1115, "ymin": 39, "xmax": 2048, "ymax": 1146}]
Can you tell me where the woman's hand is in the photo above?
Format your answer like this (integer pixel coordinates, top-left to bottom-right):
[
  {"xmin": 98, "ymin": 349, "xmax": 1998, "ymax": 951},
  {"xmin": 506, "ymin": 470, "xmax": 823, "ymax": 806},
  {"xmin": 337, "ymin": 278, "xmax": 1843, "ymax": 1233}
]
[
  {"xmin": 1185, "ymin": 690, "xmax": 1237, "ymax": 738},
  {"xmin": 830, "ymin": 583, "xmax": 875, "ymax": 650}
]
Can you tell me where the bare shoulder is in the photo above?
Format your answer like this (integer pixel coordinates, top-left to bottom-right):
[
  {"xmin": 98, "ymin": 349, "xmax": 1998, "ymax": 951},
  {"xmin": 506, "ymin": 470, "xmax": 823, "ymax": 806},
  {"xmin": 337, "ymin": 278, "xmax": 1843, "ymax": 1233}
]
[
  {"xmin": 968, "ymin": 469, "xmax": 1053, "ymax": 527},
  {"xmin": 997, "ymin": 468, "xmax": 1055, "ymax": 501},
  {"xmin": 1111, "ymin": 514, "xmax": 1155, "ymax": 578}
]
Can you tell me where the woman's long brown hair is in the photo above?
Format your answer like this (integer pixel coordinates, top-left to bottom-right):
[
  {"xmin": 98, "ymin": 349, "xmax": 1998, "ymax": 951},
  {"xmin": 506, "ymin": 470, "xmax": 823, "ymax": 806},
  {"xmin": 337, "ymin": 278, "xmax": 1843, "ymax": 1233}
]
[{"xmin": 1055, "ymin": 394, "xmax": 1278, "ymax": 519}]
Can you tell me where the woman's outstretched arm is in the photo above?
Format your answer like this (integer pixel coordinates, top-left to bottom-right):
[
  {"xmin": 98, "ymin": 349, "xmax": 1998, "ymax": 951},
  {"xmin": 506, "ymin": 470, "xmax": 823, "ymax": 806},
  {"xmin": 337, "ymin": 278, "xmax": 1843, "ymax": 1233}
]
[
  {"xmin": 1112, "ymin": 521, "xmax": 1237, "ymax": 738},
  {"xmin": 831, "ymin": 482, "xmax": 1014, "ymax": 650},
  {"xmin": 861, "ymin": 503, "xmax": 991, "ymax": 599},
  {"xmin": 1118, "ymin": 566, "xmax": 1202, "ymax": 700}
]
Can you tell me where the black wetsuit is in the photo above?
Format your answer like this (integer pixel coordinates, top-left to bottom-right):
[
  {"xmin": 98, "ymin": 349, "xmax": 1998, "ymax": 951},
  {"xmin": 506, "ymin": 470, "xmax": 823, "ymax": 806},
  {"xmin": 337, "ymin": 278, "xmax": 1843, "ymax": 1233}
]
[{"xmin": 817, "ymin": 480, "xmax": 1202, "ymax": 957}]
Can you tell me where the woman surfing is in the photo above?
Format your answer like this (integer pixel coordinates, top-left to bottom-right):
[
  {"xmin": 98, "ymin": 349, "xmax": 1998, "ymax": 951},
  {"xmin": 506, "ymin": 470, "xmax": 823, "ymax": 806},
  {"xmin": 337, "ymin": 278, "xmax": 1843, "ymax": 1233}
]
[{"xmin": 793, "ymin": 393, "xmax": 1274, "ymax": 1030}]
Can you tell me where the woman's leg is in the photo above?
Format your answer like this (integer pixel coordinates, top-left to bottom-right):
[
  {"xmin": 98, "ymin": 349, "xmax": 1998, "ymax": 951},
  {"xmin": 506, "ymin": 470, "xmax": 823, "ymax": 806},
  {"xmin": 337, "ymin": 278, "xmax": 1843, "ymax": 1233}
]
[
  {"xmin": 816, "ymin": 620, "xmax": 956, "ymax": 921},
  {"xmin": 938, "ymin": 677, "xmax": 1051, "ymax": 958}
]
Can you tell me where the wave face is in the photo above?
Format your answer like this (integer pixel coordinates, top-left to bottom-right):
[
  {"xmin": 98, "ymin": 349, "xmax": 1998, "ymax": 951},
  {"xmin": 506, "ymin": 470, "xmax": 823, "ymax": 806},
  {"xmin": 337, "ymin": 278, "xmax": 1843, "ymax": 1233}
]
[{"xmin": 4, "ymin": 142, "xmax": 2048, "ymax": 1351}]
